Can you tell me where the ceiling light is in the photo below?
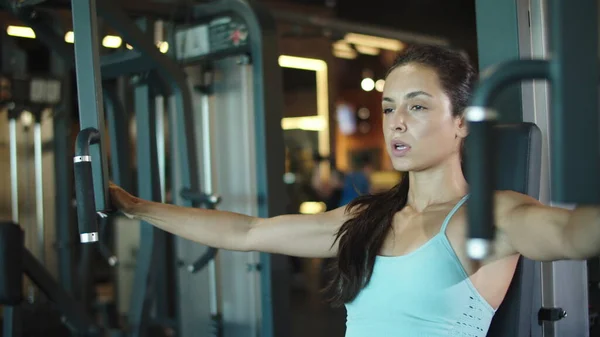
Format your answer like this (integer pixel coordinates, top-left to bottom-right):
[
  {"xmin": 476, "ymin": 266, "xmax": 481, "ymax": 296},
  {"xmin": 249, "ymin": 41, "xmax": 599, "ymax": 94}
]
[
  {"xmin": 375, "ymin": 79, "xmax": 385, "ymax": 92},
  {"xmin": 355, "ymin": 45, "xmax": 380, "ymax": 55},
  {"xmin": 361, "ymin": 78, "xmax": 375, "ymax": 92},
  {"xmin": 333, "ymin": 49, "xmax": 357, "ymax": 59},
  {"xmin": 345, "ymin": 33, "xmax": 403, "ymax": 52},
  {"xmin": 7, "ymin": 26, "xmax": 35, "ymax": 39},
  {"xmin": 102, "ymin": 35, "xmax": 122, "ymax": 48},
  {"xmin": 64, "ymin": 31, "xmax": 74, "ymax": 43}
]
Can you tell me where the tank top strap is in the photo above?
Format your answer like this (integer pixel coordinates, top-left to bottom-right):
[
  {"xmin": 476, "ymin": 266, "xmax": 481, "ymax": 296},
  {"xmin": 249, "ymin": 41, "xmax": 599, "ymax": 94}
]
[{"xmin": 439, "ymin": 194, "xmax": 470, "ymax": 233}]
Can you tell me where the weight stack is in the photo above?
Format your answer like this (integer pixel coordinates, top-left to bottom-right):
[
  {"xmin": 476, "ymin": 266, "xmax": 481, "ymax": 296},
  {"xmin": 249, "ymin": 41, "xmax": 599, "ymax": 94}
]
[{"xmin": 0, "ymin": 221, "xmax": 24, "ymax": 305}]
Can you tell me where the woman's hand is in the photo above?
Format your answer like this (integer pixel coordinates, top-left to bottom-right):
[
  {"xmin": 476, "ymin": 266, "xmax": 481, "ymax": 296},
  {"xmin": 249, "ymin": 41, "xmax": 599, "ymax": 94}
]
[{"xmin": 108, "ymin": 182, "xmax": 140, "ymax": 218}]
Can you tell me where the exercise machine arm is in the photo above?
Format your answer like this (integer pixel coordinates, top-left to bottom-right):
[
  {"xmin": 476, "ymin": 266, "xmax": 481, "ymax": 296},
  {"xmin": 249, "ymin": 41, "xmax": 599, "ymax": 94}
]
[{"xmin": 465, "ymin": 60, "xmax": 549, "ymax": 260}]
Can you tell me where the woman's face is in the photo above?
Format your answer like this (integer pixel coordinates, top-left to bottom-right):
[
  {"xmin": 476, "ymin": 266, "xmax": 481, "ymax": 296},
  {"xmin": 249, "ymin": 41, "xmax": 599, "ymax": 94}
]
[{"xmin": 381, "ymin": 63, "xmax": 467, "ymax": 172}]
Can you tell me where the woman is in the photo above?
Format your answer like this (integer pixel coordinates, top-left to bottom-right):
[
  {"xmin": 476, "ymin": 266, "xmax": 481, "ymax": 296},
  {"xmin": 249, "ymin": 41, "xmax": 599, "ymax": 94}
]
[{"xmin": 109, "ymin": 44, "xmax": 600, "ymax": 336}]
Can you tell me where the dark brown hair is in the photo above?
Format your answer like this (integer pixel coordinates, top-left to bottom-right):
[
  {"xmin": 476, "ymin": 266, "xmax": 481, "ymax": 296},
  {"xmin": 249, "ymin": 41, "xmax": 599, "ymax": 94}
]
[{"xmin": 324, "ymin": 44, "xmax": 477, "ymax": 306}]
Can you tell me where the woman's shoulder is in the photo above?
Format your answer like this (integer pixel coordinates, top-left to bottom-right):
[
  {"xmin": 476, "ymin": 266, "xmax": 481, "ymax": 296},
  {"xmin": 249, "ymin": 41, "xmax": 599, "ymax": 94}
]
[{"xmin": 492, "ymin": 190, "xmax": 542, "ymax": 215}]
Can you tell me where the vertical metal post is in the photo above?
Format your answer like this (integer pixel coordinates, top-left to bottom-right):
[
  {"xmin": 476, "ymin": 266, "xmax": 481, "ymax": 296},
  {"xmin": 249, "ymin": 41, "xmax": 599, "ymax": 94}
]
[
  {"xmin": 154, "ymin": 20, "xmax": 167, "ymax": 202},
  {"xmin": 153, "ymin": 20, "xmax": 172, "ymax": 325},
  {"xmin": 475, "ymin": 0, "xmax": 524, "ymax": 123},
  {"xmin": 5, "ymin": 113, "xmax": 21, "ymax": 337},
  {"xmin": 104, "ymin": 83, "xmax": 132, "ymax": 191},
  {"xmin": 129, "ymin": 76, "xmax": 161, "ymax": 337},
  {"xmin": 70, "ymin": 0, "xmax": 109, "ymax": 213},
  {"xmin": 199, "ymin": 85, "xmax": 219, "ymax": 321},
  {"xmin": 549, "ymin": 0, "xmax": 600, "ymax": 204},
  {"xmin": 33, "ymin": 114, "xmax": 44, "ymax": 265},
  {"xmin": 9, "ymin": 117, "xmax": 18, "ymax": 223},
  {"xmin": 50, "ymin": 50, "xmax": 75, "ymax": 294}
]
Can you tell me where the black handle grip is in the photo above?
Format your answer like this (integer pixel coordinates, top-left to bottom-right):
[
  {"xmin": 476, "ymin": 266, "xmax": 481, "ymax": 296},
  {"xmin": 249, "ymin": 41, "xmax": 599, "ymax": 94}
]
[
  {"xmin": 74, "ymin": 128, "xmax": 101, "ymax": 244},
  {"xmin": 74, "ymin": 159, "xmax": 98, "ymax": 243},
  {"xmin": 465, "ymin": 107, "xmax": 497, "ymax": 260}
]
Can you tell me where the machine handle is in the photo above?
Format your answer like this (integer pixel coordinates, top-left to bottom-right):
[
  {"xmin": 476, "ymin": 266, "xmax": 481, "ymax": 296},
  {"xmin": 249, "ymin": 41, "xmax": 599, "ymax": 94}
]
[
  {"xmin": 180, "ymin": 188, "xmax": 221, "ymax": 209},
  {"xmin": 465, "ymin": 60, "xmax": 549, "ymax": 260},
  {"xmin": 465, "ymin": 107, "xmax": 497, "ymax": 260},
  {"xmin": 73, "ymin": 128, "xmax": 101, "ymax": 243},
  {"xmin": 187, "ymin": 248, "xmax": 218, "ymax": 274}
]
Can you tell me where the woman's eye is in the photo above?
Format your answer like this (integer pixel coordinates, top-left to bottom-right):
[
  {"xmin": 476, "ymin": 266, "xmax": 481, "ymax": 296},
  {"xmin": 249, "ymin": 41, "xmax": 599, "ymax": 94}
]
[
  {"xmin": 410, "ymin": 105, "xmax": 426, "ymax": 111},
  {"xmin": 383, "ymin": 108, "xmax": 394, "ymax": 114}
]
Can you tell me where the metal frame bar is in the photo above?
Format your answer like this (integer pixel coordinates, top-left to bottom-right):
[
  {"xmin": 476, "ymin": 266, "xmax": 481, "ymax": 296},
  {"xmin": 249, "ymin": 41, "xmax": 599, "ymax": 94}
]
[
  {"xmin": 475, "ymin": 0, "xmax": 525, "ymax": 123},
  {"xmin": 271, "ymin": 9, "xmax": 450, "ymax": 47},
  {"xmin": 127, "ymin": 75, "xmax": 164, "ymax": 337},
  {"xmin": 22, "ymin": 248, "xmax": 100, "ymax": 335},
  {"xmin": 100, "ymin": 51, "xmax": 155, "ymax": 79},
  {"xmin": 50, "ymin": 50, "xmax": 75, "ymax": 294},
  {"xmin": 33, "ymin": 113, "xmax": 45, "ymax": 265},
  {"xmin": 147, "ymin": 73, "xmax": 174, "ymax": 327},
  {"xmin": 103, "ymin": 82, "xmax": 132, "ymax": 191},
  {"xmin": 71, "ymin": 0, "xmax": 110, "ymax": 212},
  {"xmin": 548, "ymin": 0, "xmax": 600, "ymax": 204},
  {"xmin": 197, "ymin": 82, "xmax": 220, "ymax": 326},
  {"xmin": 8, "ymin": 115, "xmax": 18, "ymax": 224}
]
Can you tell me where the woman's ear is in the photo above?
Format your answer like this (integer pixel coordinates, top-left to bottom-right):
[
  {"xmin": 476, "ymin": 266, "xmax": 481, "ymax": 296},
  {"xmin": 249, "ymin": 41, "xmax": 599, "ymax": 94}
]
[{"xmin": 455, "ymin": 115, "xmax": 469, "ymax": 139}]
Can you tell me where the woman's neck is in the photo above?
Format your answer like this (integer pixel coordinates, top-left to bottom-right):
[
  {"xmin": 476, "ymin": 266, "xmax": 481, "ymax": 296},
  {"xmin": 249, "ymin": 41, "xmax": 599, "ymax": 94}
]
[{"xmin": 406, "ymin": 156, "xmax": 468, "ymax": 212}]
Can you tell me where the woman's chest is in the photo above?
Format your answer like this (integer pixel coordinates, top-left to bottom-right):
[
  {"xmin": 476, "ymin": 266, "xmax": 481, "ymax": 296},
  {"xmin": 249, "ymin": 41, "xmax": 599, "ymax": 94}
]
[{"xmin": 378, "ymin": 207, "xmax": 474, "ymax": 273}]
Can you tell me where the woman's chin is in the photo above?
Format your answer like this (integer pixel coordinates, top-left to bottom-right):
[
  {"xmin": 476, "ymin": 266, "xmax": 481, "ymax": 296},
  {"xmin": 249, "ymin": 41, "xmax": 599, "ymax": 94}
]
[{"xmin": 391, "ymin": 160, "xmax": 414, "ymax": 172}]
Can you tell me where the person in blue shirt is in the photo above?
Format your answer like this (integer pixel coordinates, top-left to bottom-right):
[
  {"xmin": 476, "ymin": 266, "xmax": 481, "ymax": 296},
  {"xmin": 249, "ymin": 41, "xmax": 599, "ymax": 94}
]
[
  {"xmin": 339, "ymin": 155, "xmax": 374, "ymax": 207},
  {"xmin": 109, "ymin": 44, "xmax": 600, "ymax": 337}
]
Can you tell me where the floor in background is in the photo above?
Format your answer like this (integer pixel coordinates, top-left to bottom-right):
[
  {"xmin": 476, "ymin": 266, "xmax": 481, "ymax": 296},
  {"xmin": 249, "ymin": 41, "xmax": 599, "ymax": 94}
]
[{"xmin": 289, "ymin": 258, "xmax": 346, "ymax": 337}]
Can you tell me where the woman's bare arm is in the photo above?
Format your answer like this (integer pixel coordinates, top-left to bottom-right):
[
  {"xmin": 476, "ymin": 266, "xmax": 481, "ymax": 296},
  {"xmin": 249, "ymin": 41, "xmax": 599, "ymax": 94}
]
[{"xmin": 110, "ymin": 183, "xmax": 347, "ymax": 258}]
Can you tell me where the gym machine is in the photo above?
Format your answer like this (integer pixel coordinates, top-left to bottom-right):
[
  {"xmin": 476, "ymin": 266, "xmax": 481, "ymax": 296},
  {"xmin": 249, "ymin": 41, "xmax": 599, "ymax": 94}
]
[
  {"xmin": 467, "ymin": 0, "xmax": 597, "ymax": 336},
  {"xmin": 168, "ymin": 2, "xmax": 289, "ymax": 337},
  {"xmin": 70, "ymin": 1, "xmax": 290, "ymax": 336},
  {"xmin": 1, "ymin": 0, "xmax": 288, "ymax": 337},
  {"xmin": 0, "ymin": 1, "xmax": 174, "ymax": 336}
]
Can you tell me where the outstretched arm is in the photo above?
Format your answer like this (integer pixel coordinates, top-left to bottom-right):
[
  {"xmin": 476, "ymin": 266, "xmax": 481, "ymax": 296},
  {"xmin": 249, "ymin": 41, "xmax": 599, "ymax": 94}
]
[
  {"xmin": 496, "ymin": 190, "xmax": 600, "ymax": 261},
  {"xmin": 110, "ymin": 183, "xmax": 346, "ymax": 258}
]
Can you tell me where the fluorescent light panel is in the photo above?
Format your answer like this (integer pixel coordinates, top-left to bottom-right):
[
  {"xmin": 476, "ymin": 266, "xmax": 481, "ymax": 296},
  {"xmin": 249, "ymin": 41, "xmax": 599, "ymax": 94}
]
[
  {"xmin": 7, "ymin": 25, "xmax": 35, "ymax": 39},
  {"xmin": 344, "ymin": 33, "xmax": 404, "ymax": 52}
]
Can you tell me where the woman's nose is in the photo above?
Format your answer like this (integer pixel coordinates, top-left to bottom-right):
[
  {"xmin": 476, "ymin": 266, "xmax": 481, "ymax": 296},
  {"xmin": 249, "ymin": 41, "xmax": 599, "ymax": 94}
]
[{"xmin": 389, "ymin": 114, "xmax": 407, "ymax": 132}]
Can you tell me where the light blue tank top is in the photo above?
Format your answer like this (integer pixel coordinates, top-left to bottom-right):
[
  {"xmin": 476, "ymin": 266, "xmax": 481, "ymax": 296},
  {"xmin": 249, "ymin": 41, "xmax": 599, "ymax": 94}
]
[{"xmin": 344, "ymin": 195, "xmax": 496, "ymax": 337}]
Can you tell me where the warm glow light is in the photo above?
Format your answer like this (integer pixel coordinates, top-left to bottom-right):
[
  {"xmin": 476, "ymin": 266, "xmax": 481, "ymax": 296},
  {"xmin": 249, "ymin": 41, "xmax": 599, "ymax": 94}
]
[
  {"xmin": 332, "ymin": 40, "xmax": 357, "ymax": 59},
  {"xmin": 278, "ymin": 55, "xmax": 330, "ymax": 179},
  {"xmin": 158, "ymin": 41, "xmax": 169, "ymax": 53},
  {"xmin": 281, "ymin": 116, "xmax": 327, "ymax": 131},
  {"xmin": 20, "ymin": 110, "xmax": 33, "ymax": 127},
  {"xmin": 361, "ymin": 78, "xmax": 375, "ymax": 92},
  {"xmin": 355, "ymin": 45, "xmax": 380, "ymax": 55},
  {"xmin": 64, "ymin": 31, "xmax": 74, "ymax": 43},
  {"xmin": 102, "ymin": 35, "xmax": 122, "ymax": 48},
  {"xmin": 299, "ymin": 201, "xmax": 327, "ymax": 214},
  {"xmin": 126, "ymin": 44, "xmax": 133, "ymax": 50},
  {"xmin": 344, "ymin": 33, "xmax": 404, "ymax": 52},
  {"xmin": 7, "ymin": 26, "xmax": 35, "ymax": 39},
  {"xmin": 333, "ymin": 49, "xmax": 357, "ymax": 59},
  {"xmin": 333, "ymin": 40, "xmax": 353, "ymax": 52},
  {"xmin": 278, "ymin": 55, "xmax": 327, "ymax": 72},
  {"xmin": 375, "ymin": 79, "xmax": 385, "ymax": 92}
]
